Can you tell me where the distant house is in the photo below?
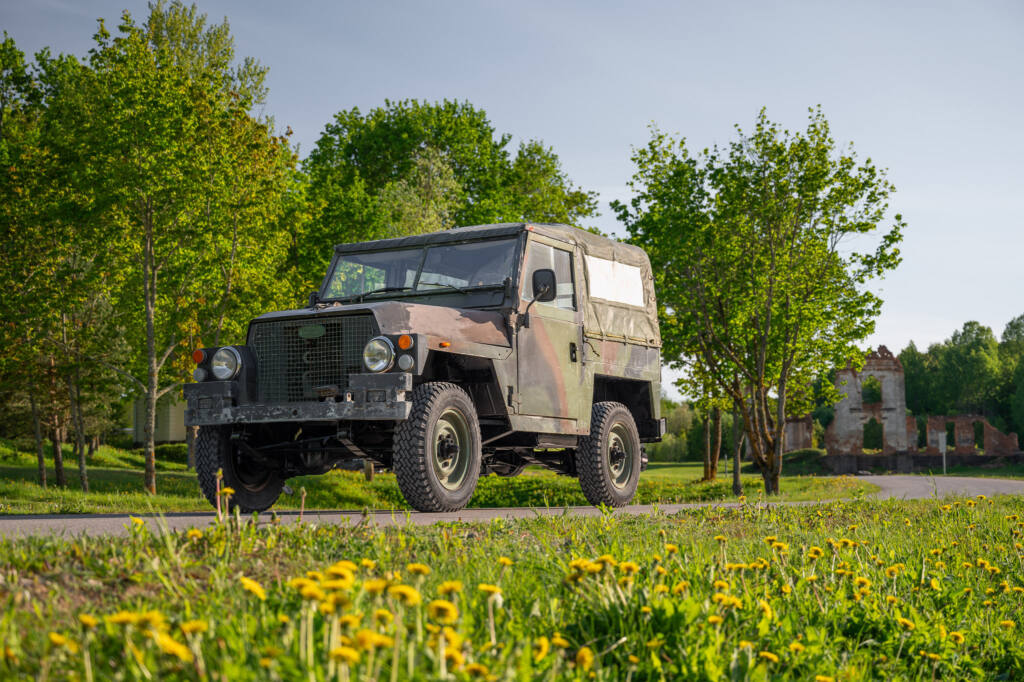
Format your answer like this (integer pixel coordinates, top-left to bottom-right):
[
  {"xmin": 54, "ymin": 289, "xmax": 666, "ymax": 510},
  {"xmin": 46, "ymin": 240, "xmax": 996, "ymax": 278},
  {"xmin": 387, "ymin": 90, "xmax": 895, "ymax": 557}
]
[{"xmin": 130, "ymin": 395, "xmax": 187, "ymax": 444}]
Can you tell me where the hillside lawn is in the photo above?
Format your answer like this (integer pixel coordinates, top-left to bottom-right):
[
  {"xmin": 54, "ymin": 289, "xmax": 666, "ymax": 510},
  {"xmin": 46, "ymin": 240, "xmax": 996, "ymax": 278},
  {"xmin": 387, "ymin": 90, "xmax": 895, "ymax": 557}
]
[
  {"xmin": 1, "ymin": 496, "xmax": 1022, "ymax": 680},
  {"xmin": 0, "ymin": 440, "xmax": 876, "ymax": 515}
]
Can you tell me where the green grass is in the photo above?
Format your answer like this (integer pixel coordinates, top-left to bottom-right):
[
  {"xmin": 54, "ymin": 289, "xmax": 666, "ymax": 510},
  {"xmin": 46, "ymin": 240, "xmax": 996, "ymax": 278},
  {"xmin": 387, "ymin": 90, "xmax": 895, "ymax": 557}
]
[{"xmin": 1, "ymin": 497, "xmax": 1022, "ymax": 679}]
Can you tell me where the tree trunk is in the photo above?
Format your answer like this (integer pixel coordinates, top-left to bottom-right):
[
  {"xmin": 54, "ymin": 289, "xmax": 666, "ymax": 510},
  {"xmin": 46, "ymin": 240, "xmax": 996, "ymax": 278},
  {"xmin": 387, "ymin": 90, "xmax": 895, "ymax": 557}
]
[
  {"xmin": 69, "ymin": 373, "xmax": 89, "ymax": 493},
  {"xmin": 702, "ymin": 415, "xmax": 711, "ymax": 481},
  {"xmin": 29, "ymin": 391, "xmax": 47, "ymax": 488},
  {"xmin": 732, "ymin": 411, "xmax": 743, "ymax": 496},
  {"xmin": 709, "ymin": 407, "xmax": 722, "ymax": 480},
  {"xmin": 51, "ymin": 425, "xmax": 66, "ymax": 488},
  {"xmin": 765, "ymin": 373, "xmax": 788, "ymax": 496},
  {"xmin": 143, "ymin": 214, "xmax": 158, "ymax": 494}
]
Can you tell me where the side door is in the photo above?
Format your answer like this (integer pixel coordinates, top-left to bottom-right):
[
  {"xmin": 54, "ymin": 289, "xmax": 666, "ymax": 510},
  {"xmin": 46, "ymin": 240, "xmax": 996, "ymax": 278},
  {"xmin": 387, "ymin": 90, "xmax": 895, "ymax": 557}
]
[{"xmin": 515, "ymin": 235, "xmax": 586, "ymax": 428}]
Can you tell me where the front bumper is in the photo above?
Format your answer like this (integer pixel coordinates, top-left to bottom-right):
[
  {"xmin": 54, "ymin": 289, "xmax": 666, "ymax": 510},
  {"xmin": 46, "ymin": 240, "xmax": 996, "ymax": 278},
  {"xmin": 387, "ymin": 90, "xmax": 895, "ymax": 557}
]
[{"xmin": 184, "ymin": 373, "xmax": 413, "ymax": 426}]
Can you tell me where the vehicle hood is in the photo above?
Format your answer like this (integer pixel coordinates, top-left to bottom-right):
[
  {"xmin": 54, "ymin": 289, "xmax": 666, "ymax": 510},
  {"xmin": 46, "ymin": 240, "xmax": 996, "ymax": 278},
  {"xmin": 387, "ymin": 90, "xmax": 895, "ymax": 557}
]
[{"xmin": 253, "ymin": 301, "xmax": 510, "ymax": 348}]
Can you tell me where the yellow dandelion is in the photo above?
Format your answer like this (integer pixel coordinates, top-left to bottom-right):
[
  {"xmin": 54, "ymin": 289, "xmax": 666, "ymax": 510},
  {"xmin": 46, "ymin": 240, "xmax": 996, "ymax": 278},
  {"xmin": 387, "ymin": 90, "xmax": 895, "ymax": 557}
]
[
  {"xmin": 444, "ymin": 645, "xmax": 465, "ymax": 670},
  {"xmin": 708, "ymin": 615, "xmax": 724, "ymax": 625},
  {"xmin": 330, "ymin": 645, "xmax": 360, "ymax": 665},
  {"xmin": 179, "ymin": 620, "xmax": 208, "ymax": 635},
  {"xmin": 374, "ymin": 608, "xmax": 394, "ymax": 625},
  {"xmin": 641, "ymin": 606, "xmax": 652, "ymax": 614},
  {"xmin": 153, "ymin": 632, "xmax": 193, "ymax": 663},
  {"xmin": 1000, "ymin": 620, "xmax": 1016, "ymax": 629},
  {"xmin": 277, "ymin": 614, "xmax": 290, "ymax": 624},
  {"xmin": 355, "ymin": 629, "xmax": 394, "ymax": 650},
  {"xmin": 219, "ymin": 486, "xmax": 235, "ymax": 496},
  {"xmin": 616, "ymin": 562, "xmax": 638, "ymax": 576},
  {"xmin": 949, "ymin": 631, "xmax": 965, "ymax": 644},
  {"xmin": 329, "ymin": 560, "xmax": 358, "ymax": 575},
  {"xmin": 551, "ymin": 633, "xmax": 570, "ymax": 648},
  {"xmin": 406, "ymin": 562, "xmax": 431, "ymax": 576},
  {"xmin": 387, "ymin": 584, "xmax": 422, "ymax": 606},
  {"xmin": 815, "ymin": 676, "xmax": 836, "ymax": 682},
  {"xmin": 855, "ymin": 577, "xmax": 871, "ymax": 589},
  {"xmin": 672, "ymin": 581, "xmax": 690, "ymax": 595},
  {"xmin": 575, "ymin": 646, "xmax": 595, "ymax": 670},
  {"xmin": 427, "ymin": 599, "xmax": 459, "ymax": 624},
  {"xmin": 478, "ymin": 583, "xmax": 502, "ymax": 596},
  {"xmin": 240, "ymin": 576, "xmax": 267, "ymax": 601},
  {"xmin": 360, "ymin": 558, "xmax": 377, "ymax": 570},
  {"xmin": 106, "ymin": 611, "xmax": 140, "ymax": 626},
  {"xmin": 886, "ymin": 595, "xmax": 899, "ymax": 605},
  {"xmin": 665, "ymin": 543, "xmax": 679, "ymax": 554},
  {"xmin": 758, "ymin": 651, "xmax": 779, "ymax": 663},
  {"xmin": 929, "ymin": 578, "xmax": 941, "ymax": 591},
  {"xmin": 129, "ymin": 516, "xmax": 144, "ymax": 527},
  {"xmin": 897, "ymin": 617, "xmax": 915, "ymax": 631},
  {"xmin": 789, "ymin": 641, "xmax": 805, "ymax": 653},
  {"xmin": 364, "ymin": 578, "xmax": 388, "ymax": 595},
  {"xmin": 654, "ymin": 584, "xmax": 669, "ymax": 594},
  {"xmin": 763, "ymin": 536, "xmax": 777, "ymax": 545},
  {"xmin": 259, "ymin": 657, "xmax": 273, "ymax": 667},
  {"xmin": 186, "ymin": 529, "xmax": 203, "ymax": 540},
  {"xmin": 739, "ymin": 640, "xmax": 753, "ymax": 648},
  {"xmin": 78, "ymin": 614, "xmax": 98, "ymax": 629},
  {"xmin": 465, "ymin": 662, "xmax": 489, "ymax": 678},
  {"xmin": 438, "ymin": 580, "xmax": 463, "ymax": 595},
  {"xmin": 628, "ymin": 654, "xmax": 640, "ymax": 664},
  {"xmin": 758, "ymin": 600, "xmax": 773, "ymax": 620},
  {"xmin": 300, "ymin": 584, "xmax": 326, "ymax": 602},
  {"xmin": 48, "ymin": 632, "xmax": 68, "ymax": 647},
  {"xmin": 714, "ymin": 535, "xmax": 727, "ymax": 542},
  {"xmin": 713, "ymin": 579, "xmax": 729, "ymax": 591},
  {"xmin": 807, "ymin": 547, "xmax": 824, "ymax": 560},
  {"xmin": 498, "ymin": 556, "xmax": 514, "ymax": 567},
  {"xmin": 534, "ymin": 636, "xmax": 550, "ymax": 662}
]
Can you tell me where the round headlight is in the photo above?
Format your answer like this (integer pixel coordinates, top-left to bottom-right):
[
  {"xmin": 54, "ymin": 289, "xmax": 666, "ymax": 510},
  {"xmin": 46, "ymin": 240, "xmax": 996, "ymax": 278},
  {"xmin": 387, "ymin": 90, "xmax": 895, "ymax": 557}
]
[
  {"xmin": 211, "ymin": 347, "xmax": 241, "ymax": 380},
  {"xmin": 363, "ymin": 337, "xmax": 395, "ymax": 373},
  {"xmin": 397, "ymin": 354, "xmax": 414, "ymax": 371},
  {"xmin": 192, "ymin": 367, "xmax": 208, "ymax": 382}
]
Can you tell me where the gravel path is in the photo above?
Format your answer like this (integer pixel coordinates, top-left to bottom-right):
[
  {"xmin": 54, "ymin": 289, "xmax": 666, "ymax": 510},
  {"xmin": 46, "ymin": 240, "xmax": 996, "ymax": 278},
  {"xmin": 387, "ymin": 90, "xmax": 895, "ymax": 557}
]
[{"xmin": 0, "ymin": 475, "xmax": 1021, "ymax": 538}]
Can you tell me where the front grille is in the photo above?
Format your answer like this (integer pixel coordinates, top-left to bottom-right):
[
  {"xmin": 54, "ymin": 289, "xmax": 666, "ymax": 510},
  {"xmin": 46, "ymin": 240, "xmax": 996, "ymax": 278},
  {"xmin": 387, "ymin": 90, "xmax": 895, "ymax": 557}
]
[{"xmin": 248, "ymin": 314, "xmax": 377, "ymax": 403}]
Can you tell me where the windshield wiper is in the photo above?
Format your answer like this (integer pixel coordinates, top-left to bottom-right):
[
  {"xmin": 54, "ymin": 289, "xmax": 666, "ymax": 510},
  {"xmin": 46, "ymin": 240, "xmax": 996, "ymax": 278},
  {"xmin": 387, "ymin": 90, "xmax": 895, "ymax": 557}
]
[
  {"xmin": 417, "ymin": 282, "xmax": 469, "ymax": 295},
  {"xmin": 351, "ymin": 286, "xmax": 413, "ymax": 303}
]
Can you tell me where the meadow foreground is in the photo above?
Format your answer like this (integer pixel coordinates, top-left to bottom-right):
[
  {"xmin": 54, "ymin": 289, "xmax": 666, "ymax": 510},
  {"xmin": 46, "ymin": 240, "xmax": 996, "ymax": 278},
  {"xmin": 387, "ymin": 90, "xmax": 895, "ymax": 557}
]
[{"xmin": 1, "ymin": 496, "xmax": 1022, "ymax": 680}]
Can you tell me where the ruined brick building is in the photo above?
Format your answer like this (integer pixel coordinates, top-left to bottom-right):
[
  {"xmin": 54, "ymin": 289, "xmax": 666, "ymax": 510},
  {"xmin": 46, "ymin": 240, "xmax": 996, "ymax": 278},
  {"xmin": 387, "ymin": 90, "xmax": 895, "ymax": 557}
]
[{"xmin": 816, "ymin": 346, "xmax": 1019, "ymax": 456}]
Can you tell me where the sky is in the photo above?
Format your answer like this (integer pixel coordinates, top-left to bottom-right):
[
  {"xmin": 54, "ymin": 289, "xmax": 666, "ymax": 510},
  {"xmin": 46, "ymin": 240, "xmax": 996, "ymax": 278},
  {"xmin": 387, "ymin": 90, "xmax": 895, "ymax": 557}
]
[{"xmin": 4, "ymin": 0, "xmax": 1023, "ymax": 397}]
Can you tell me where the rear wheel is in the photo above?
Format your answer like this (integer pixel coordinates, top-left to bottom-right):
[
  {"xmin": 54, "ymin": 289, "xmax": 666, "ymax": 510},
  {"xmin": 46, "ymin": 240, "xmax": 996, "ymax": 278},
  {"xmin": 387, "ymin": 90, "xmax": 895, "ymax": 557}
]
[
  {"xmin": 576, "ymin": 402, "xmax": 641, "ymax": 507},
  {"xmin": 393, "ymin": 382, "xmax": 482, "ymax": 511},
  {"xmin": 195, "ymin": 426, "xmax": 283, "ymax": 513}
]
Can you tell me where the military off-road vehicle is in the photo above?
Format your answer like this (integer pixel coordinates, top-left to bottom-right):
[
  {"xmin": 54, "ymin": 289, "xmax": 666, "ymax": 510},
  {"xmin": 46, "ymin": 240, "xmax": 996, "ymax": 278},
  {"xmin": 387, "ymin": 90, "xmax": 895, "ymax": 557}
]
[{"xmin": 184, "ymin": 223, "xmax": 664, "ymax": 513}]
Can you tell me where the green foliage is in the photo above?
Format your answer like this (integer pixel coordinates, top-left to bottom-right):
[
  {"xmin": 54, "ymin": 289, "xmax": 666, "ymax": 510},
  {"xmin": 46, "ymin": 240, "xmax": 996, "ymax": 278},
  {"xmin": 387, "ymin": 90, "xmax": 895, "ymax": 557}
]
[
  {"xmin": 0, "ymin": 498, "xmax": 1021, "ymax": 679},
  {"xmin": 616, "ymin": 107, "xmax": 904, "ymax": 493},
  {"xmin": 300, "ymin": 99, "xmax": 598, "ymax": 278}
]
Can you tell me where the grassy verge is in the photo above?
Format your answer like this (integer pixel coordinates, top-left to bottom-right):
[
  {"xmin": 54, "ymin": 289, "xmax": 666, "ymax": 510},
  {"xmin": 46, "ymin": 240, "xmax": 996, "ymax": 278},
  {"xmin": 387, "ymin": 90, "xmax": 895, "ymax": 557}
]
[
  {"xmin": 1, "ymin": 497, "xmax": 1022, "ymax": 679},
  {"xmin": 0, "ymin": 459, "xmax": 875, "ymax": 515}
]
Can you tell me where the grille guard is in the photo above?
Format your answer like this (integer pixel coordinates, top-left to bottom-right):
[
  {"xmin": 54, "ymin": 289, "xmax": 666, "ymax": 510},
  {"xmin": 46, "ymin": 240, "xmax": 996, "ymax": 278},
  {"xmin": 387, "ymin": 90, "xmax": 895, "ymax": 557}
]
[{"xmin": 184, "ymin": 373, "xmax": 413, "ymax": 426}]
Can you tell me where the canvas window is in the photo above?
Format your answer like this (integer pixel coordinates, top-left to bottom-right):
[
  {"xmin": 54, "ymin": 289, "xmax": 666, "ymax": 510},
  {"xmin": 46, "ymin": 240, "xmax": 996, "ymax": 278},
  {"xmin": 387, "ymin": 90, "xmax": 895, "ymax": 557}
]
[
  {"xmin": 585, "ymin": 255, "xmax": 644, "ymax": 307},
  {"xmin": 522, "ymin": 242, "xmax": 575, "ymax": 310}
]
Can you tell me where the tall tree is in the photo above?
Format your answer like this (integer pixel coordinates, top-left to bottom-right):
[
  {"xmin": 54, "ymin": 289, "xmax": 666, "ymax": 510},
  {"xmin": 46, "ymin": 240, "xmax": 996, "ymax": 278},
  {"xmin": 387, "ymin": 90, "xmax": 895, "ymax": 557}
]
[
  {"xmin": 615, "ymin": 108, "xmax": 904, "ymax": 494},
  {"xmin": 302, "ymin": 99, "xmax": 597, "ymax": 276},
  {"xmin": 45, "ymin": 3, "xmax": 295, "ymax": 492}
]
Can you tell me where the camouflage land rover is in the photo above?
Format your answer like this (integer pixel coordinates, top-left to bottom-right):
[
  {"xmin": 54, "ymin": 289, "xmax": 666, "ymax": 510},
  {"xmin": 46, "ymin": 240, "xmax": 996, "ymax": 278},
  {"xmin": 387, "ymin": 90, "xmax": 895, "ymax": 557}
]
[{"xmin": 184, "ymin": 223, "xmax": 664, "ymax": 513}]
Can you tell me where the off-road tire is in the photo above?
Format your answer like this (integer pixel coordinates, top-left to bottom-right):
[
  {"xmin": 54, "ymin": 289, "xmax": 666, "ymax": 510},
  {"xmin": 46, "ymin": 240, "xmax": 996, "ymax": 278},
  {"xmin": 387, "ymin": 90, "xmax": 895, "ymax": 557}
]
[
  {"xmin": 195, "ymin": 425, "xmax": 283, "ymax": 513},
  {"xmin": 576, "ymin": 401, "xmax": 641, "ymax": 507},
  {"xmin": 393, "ymin": 382, "xmax": 482, "ymax": 512}
]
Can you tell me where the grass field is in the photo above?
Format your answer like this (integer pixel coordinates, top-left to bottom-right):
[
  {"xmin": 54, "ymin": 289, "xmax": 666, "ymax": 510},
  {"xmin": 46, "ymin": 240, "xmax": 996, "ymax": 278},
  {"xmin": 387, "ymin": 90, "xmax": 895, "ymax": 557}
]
[
  {"xmin": 1, "ymin": 496, "xmax": 1022, "ymax": 680},
  {"xmin": 0, "ymin": 440, "xmax": 875, "ymax": 515}
]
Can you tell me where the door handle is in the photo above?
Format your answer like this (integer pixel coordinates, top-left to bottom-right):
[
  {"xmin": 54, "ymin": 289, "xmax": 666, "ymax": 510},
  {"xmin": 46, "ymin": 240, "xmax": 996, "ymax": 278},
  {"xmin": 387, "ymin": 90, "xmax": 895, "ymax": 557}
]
[{"xmin": 569, "ymin": 342, "xmax": 578, "ymax": 362}]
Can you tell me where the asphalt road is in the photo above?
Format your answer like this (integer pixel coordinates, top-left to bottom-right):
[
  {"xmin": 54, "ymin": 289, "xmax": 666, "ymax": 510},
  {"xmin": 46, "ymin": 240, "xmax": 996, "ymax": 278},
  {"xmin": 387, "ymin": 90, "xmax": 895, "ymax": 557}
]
[{"xmin": 0, "ymin": 475, "xmax": 1022, "ymax": 538}]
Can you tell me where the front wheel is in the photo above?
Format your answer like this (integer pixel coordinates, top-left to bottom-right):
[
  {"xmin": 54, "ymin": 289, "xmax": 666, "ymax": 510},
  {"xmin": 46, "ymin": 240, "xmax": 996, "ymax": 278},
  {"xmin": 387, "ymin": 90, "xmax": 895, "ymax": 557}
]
[
  {"xmin": 576, "ymin": 402, "xmax": 641, "ymax": 507},
  {"xmin": 393, "ymin": 382, "xmax": 482, "ymax": 512},
  {"xmin": 195, "ymin": 426, "xmax": 283, "ymax": 513}
]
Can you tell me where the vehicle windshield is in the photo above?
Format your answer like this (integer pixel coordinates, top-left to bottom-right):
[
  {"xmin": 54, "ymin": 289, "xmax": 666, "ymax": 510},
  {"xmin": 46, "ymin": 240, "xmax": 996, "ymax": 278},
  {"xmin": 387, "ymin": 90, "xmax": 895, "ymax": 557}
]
[{"xmin": 322, "ymin": 237, "xmax": 518, "ymax": 301}]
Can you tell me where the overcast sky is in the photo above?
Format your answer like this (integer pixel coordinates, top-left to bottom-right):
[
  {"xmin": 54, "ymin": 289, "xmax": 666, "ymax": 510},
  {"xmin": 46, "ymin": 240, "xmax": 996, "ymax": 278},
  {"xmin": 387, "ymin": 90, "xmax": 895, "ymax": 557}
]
[{"xmin": 5, "ymin": 0, "xmax": 1023, "ymax": 396}]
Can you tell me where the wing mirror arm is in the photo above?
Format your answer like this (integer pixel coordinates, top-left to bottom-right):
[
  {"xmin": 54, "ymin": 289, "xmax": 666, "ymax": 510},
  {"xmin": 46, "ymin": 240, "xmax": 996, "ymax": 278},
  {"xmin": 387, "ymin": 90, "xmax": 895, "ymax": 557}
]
[{"xmin": 517, "ymin": 284, "xmax": 551, "ymax": 330}]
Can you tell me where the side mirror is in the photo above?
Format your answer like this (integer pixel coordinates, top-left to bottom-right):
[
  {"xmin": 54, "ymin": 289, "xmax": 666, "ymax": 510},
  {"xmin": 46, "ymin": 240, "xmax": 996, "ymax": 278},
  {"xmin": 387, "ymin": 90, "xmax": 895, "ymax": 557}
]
[
  {"xmin": 307, "ymin": 290, "xmax": 319, "ymax": 307},
  {"xmin": 532, "ymin": 269, "xmax": 556, "ymax": 302}
]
